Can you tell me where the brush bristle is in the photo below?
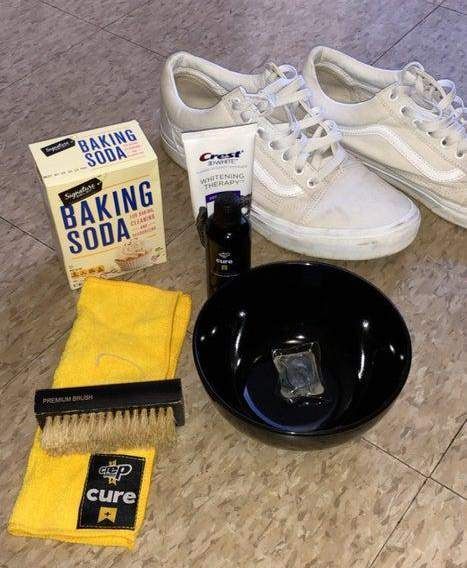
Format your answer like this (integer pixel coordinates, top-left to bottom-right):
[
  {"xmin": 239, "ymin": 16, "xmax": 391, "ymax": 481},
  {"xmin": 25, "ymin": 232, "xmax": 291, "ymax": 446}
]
[{"xmin": 40, "ymin": 407, "xmax": 177, "ymax": 456}]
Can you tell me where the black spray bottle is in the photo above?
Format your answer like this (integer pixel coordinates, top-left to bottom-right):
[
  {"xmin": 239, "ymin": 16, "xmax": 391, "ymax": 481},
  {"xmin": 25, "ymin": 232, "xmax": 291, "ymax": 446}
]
[{"xmin": 197, "ymin": 192, "xmax": 251, "ymax": 297}]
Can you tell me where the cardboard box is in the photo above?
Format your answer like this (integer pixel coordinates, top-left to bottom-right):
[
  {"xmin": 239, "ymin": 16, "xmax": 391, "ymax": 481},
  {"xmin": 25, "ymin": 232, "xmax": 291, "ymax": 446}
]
[{"xmin": 30, "ymin": 120, "xmax": 167, "ymax": 289}]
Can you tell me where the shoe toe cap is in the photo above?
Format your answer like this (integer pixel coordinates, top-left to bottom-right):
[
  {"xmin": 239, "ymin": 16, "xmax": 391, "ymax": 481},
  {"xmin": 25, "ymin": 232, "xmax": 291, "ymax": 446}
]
[{"xmin": 308, "ymin": 161, "xmax": 419, "ymax": 233}]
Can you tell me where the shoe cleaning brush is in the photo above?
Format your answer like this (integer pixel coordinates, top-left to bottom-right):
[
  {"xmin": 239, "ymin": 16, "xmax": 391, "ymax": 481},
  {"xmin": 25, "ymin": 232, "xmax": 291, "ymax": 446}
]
[{"xmin": 34, "ymin": 379, "xmax": 184, "ymax": 456}]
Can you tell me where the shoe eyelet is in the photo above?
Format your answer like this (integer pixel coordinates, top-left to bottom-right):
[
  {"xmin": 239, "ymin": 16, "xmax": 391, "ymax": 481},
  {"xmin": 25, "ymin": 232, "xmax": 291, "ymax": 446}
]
[
  {"xmin": 268, "ymin": 141, "xmax": 276, "ymax": 150},
  {"xmin": 307, "ymin": 179, "xmax": 316, "ymax": 188},
  {"xmin": 281, "ymin": 152, "xmax": 290, "ymax": 162},
  {"xmin": 456, "ymin": 151, "xmax": 464, "ymax": 159},
  {"xmin": 389, "ymin": 91, "xmax": 398, "ymax": 101},
  {"xmin": 440, "ymin": 138, "xmax": 447, "ymax": 147},
  {"xmin": 295, "ymin": 168, "xmax": 304, "ymax": 176},
  {"xmin": 399, "ymin": 106, "xmax": 408, "ymax": 116}
]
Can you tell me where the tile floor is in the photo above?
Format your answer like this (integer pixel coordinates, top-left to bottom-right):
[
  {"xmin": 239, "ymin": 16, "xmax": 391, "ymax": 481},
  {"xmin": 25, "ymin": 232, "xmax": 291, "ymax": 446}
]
[{"xmin": 0, "ymin": 0, "xmax": 466, "ymax": 566}]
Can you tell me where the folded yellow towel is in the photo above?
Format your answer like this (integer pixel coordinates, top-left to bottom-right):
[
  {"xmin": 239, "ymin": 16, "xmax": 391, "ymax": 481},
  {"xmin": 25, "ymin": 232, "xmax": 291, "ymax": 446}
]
[{"xmin": 9, "ymin": 277, "xmax": 191, "ymax": 549}]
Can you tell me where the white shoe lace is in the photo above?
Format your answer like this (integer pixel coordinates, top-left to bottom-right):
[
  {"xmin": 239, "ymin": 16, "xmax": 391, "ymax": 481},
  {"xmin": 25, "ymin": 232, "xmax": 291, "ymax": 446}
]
[
  {"xmin": 231, "ymin": 64, "xmax": 344, "ymax": 184},
  {"xmin": 392, "ymin": 62, "xmax": 466, "ymax": 158}
]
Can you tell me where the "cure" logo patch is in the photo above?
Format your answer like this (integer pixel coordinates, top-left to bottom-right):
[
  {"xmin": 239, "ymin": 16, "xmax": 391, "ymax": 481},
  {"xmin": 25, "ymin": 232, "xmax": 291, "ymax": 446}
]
[{"xmin": 77, "ymin": 454, "xmax": 145, "ymax": 530}]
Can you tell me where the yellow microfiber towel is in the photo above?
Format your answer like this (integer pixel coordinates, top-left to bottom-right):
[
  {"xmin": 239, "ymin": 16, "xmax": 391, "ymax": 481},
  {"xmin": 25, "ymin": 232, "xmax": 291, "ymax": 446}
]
[{"xmin": 9, "ymin": 277, "xmax": 191, "ymax": 549}]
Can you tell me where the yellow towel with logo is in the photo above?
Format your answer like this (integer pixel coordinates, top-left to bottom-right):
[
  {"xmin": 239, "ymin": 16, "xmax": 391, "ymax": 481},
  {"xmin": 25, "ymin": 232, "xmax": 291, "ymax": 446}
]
[{"xmin": 9, "ymin": 277, "xmax": 191, "ymax": 548}]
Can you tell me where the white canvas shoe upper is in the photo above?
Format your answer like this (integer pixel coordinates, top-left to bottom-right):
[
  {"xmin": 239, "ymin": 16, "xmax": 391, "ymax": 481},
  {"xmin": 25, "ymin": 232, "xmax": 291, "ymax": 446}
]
[
  {"xmin": 304, "ymin": 47, "xmax": 467, "ymax": 227},
  {"xmin": 160, "ymin": 52, "xmax": 420, "ymax": 259}
]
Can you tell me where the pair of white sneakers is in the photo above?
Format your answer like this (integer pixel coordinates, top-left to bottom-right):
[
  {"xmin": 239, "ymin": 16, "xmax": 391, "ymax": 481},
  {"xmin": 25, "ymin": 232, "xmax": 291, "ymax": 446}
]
[{"xmin": 160, "ymin": 47, "xmax": 466, "ymax": 260}]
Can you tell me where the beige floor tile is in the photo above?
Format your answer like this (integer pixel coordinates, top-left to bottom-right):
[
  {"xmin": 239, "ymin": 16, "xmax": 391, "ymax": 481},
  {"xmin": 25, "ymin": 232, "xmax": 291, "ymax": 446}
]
[
  {"xmin": 359, "ymin": 208, "xmax": 467, "ymax": 476},
  {"xmin": 0, "ymin": 337, "xmax": 66, "ymax": 496},
  {"xmin": 0, "ymin": 221, "xmax": 75, "ymax": 386},
  {"xmin": 0, "ymin": 464, "xmax": 27, "ymax": 533},
  {"xmin": 0, "ymin": 340, "xmax": 65, "ymax": 559},
  {"xmin": 107, "ymin": 0, "xmax": 434, "ymax": 70},
  {"xmin": 45, "ymin": 0, "xmax": 151, "ymax": 27},
  {"xmin": 0, "ymin": 531, "xmax": 136, "ymax": 568},
  {"xmin": 432, "ymin": 423, "xmax": 467, "ymax": 498},
  {"xmin": 134, "ymin": 351, "xmax": 424, "ymax": 568},
  {"xmin": 374, "ymin": 479, "xmax": 467, "ymax": 568},
  {"xmin": 377, "ymin": 6, "xmax": 467, "ymax": 94},
  {"xmin": 0, "ymin": 33, "xmax": 191, "ymax": 248},
  {"xmin": 442, "ymin": 0, "xmax": 467, "ymax": 13},
  {"xmin": 0, "ymin": 0, "xmax": 96, "ymax": 90},
  {"xmin": 0, "ymin": 219, "xmax": 46, "ymax": 295},
  {"xmin": 155, "ymin": 443, "xmax": 422, "ymax": 568},
  {"xmin": 1, "ymin": 3, "xmax": 466, "ymax": 565}
]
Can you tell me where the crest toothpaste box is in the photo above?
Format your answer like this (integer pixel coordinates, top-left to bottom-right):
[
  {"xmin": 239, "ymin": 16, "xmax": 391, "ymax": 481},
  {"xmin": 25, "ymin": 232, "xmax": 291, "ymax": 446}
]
[{"xmin": 30, "ymin": 120, "xmax": 167, "ymax": 289}]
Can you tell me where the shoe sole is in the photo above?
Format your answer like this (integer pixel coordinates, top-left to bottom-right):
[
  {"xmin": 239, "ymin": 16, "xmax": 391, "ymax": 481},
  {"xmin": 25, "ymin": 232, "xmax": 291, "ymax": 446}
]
[
  {"xmin": 161, "ymin": 129, "xmax": 420, "ymax": 260},
  {"xmin": 354, "ymin": 154, "xmax": 467, "ymax": 229},
  {"xmin": 250, "ymin": 203, "xmax": 420, "ymax": 260}
]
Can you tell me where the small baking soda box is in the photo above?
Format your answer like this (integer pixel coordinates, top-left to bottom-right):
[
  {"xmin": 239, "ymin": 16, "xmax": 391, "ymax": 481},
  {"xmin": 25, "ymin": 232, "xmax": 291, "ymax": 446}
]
[{"xmin": 30, "ymin": 120, "xmax": 167, "ymax": 289}]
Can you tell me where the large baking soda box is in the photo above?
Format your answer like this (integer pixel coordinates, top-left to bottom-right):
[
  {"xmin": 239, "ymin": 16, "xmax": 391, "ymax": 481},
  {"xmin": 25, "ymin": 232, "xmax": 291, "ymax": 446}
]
[{"xmin": 30, "ymin": 120, "xmax": 167, "ymax": 289}]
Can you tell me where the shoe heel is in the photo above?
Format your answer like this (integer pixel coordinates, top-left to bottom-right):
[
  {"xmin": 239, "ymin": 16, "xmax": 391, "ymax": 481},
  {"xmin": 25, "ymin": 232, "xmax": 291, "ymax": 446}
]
[{"xmin": 161, "ymin": 131, "xmax": 187, "ymax": 170}]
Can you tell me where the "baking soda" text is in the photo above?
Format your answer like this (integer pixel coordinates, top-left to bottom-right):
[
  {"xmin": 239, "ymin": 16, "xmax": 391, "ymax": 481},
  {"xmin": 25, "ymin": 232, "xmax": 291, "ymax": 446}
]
[
  {"xmin": 77, "ymin": 128, "xmax": 137, "ymax": 167},
  {"xmin": 60, "ymin": 180, "xmax": 153, "ymax": 254}
]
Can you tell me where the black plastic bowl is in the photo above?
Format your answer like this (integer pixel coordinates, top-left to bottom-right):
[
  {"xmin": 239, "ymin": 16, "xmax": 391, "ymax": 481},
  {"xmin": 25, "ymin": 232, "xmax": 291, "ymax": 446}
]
[{"xmin": 193, "ymin": 262, "xmax": 411, "ymax": 449}]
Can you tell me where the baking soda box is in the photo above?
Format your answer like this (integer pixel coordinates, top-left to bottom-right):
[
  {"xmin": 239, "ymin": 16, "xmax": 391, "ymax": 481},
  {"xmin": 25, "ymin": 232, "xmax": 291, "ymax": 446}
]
[{"xmin": 30, "ymin": 120, "xmax": 167, "ymax": 289}]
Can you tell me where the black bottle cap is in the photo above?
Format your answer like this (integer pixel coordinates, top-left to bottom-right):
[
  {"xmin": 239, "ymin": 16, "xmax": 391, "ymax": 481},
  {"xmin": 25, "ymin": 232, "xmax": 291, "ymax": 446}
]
[{"xmin": 212, "ymin": 192, "xmax": 242, "ymax": 227}]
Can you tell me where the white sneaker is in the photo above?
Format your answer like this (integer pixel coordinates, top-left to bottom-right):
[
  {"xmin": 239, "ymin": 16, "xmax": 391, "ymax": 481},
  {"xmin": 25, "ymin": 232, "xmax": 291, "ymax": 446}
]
[
  {"xmin": 161, "ymin": 52, "xmax": 420, "ymax": 259},
  {"xmin": 304, "ymin": 47, "xmax": 467, "ymax": 228}
]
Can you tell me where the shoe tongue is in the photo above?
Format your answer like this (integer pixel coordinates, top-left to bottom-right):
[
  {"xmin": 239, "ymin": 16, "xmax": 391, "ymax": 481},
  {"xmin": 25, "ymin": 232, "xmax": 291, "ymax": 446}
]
[
  {"xmin": 263, "ymin": 62, "xmax": 287, "ymax": 83},
  {"xmin": 223, "ymin": 77, "xmax": 290, "ymax": 125},
  {"xmin": 263, "ymin": 63, "xmax": 336, "ymax": 168},
  {"xmin": 258, "ymin": 64, "xmax": 299, "ymax": 124},
  {"xmin": 224, "ymin": 63, "xmax": 292, "ymax": 102},
  {"xmin": 399, "ymin": 66, "xmax": 445, "ymax": 111},
  {"xmin": 224, "ymin": 86, "xmax": 247, "ymax": 100},
  {"xmin": 223, "ymin": 64, "xmax": 340, "ymax": 173}
]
